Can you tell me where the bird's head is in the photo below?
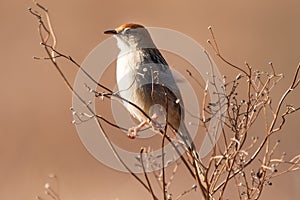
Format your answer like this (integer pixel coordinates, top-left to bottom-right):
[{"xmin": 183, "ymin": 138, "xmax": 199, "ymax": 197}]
[{"xmin": 104, "ymin": 23, "xmax": 155, "ymax": 51}]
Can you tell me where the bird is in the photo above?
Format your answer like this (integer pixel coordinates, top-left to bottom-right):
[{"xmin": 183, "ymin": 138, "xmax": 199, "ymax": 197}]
[{"xmin": 104, "ymin": 23, "xmax": 195, "ymax": 151}]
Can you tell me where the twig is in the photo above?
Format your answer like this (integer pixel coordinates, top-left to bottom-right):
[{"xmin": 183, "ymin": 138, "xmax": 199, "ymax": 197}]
[{"xmin": 140, "ymin": 148, "xmax": 158, "ymax": 200}]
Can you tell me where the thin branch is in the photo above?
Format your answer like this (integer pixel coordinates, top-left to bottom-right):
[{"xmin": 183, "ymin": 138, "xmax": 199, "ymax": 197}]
[{"xmin": 140, "ymin": 148, "xmax": 158, "ymax": 200}]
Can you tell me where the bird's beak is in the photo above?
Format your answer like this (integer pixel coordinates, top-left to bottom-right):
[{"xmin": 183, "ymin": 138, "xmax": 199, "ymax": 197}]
[{"xmin": 104, "ymin": 29, "xmax": 118, "ymax": 35}]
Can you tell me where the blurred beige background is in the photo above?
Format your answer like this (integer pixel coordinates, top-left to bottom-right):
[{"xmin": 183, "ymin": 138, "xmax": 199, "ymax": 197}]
[{"xmin": 1, "ymin": 0, "xmax": 299, "ymax": 199}]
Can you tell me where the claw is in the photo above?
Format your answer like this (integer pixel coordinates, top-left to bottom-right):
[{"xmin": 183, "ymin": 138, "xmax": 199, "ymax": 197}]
[{"xmin": 127, "ymin": 127, "xmax": 138, "ymax": 139}]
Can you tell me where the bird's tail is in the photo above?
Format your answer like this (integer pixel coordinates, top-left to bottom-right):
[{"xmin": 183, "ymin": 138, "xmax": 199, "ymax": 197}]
[{"xmin": 177, "ymin": 123, "xmax": 208, "ymax": 196}]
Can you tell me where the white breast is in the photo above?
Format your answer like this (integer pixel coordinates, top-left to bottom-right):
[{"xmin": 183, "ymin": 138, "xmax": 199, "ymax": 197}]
[{"xmin": 116, "ymin": 49, "xmax": 145, "ymax": 120}]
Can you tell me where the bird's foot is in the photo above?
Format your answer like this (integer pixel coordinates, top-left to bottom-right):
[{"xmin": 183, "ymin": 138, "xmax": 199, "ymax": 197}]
[
  {"xmin": 127, "ymin": 120, "xmax": 148, "ymax": 139},
  {"xmin": 127, "ymin": 128, "xmax": 137, "ymax": 139}
]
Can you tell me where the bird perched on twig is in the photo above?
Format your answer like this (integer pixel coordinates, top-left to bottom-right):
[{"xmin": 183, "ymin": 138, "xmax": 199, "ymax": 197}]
[{"xmin": 104, "ymin": 23, "xmax": 195, "ymax": 151}]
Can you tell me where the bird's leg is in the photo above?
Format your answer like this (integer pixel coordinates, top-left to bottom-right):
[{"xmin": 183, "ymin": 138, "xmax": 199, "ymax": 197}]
[
  {"xmin": 127, "ymin": 114, "xmax": 163, "ymax": 139},
  {"xmin": 127, "ymin": 120, "xmax": 148, "ymax": 139}
]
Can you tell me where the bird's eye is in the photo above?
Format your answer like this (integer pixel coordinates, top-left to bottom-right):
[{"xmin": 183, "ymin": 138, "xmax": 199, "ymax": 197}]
[{"xmin": 123, "ymin": 28, "xmax": 130, "ymax": 34}]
